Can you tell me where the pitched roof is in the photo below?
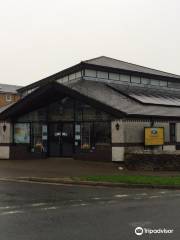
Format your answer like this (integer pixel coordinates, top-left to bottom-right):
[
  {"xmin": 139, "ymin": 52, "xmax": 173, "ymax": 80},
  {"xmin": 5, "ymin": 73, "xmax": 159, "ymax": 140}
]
[
  {"xmin": 84, "ymin": 56, "xmax": 180, "ymax": 79},
  {"xmin": 71, "ymin": 80, "xmax": 180, "ymax": 118},
  {"xmin": 0, "ymin": 83, "xmax": 22, "ymax": 94},
  {"xmin": 2, "ymin": 80, "xmax": 180, "ymax": 120},
  {"xmin": 17, "ymin": 56, "xmax": 180, "ymax": 94}
]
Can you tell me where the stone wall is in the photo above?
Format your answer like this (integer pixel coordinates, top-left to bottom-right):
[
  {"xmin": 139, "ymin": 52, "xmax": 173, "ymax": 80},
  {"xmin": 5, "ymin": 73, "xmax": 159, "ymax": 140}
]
[{"xmin": 125, "ymin": 153, "xmax": 180, "ymax": 171}]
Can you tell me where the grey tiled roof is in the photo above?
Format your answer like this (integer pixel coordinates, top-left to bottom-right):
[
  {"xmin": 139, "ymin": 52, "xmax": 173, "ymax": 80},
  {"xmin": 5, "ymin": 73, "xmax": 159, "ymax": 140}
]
[
  {"xmin": 108, "ymin": 83, "xmax": 180, "ymax": 106},
  {"xmin": 0, "ymin": 84, "xmax": 22, "ymax": 94},
  {"xmin": 70, "ymin": 80, "xmax": 180, "ymax": 118},
  {"xmin": 84, "ymin": 56, "xmax": 180, "ymax": 79},
  {"xmin": 2, "ymin": 79, "xmax": 180, "ymax": 119}
]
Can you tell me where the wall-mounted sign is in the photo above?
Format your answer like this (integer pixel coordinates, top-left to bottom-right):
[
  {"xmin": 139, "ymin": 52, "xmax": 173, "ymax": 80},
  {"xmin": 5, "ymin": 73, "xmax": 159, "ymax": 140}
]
[{"xmin": 145, "ymin": 127, "xmax": 164, "ymax": 146}]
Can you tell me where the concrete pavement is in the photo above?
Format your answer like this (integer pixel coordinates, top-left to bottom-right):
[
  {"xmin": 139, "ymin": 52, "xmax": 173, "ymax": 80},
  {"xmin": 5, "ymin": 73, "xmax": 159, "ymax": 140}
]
[{"xmin": 0, "ymin": 158, "xmax": 180, "ymax": 180}]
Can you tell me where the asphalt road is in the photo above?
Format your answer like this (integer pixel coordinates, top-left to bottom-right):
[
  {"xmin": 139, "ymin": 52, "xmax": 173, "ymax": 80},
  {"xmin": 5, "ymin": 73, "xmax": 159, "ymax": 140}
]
[{"xmin": 0, "ymin": 180, "xmax": 179, "ymax": 240}]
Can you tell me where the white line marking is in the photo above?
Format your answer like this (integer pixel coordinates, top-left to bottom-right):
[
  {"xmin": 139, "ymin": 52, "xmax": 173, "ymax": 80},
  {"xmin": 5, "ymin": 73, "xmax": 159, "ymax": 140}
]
[
  {"xmin": 149, "ymin": 195, "xmax": 160, "ymax": 199},
  {"xmin": 136, "ymin": 193, "xmax": 148, "ymax": 196},
  {"xmin": 41, "ymin": 206, "xmax": 58, "ymax": 211},
  {"xmin": 80, "ymin": 203, "xmax": 88, "ymax": 206},
  {"xmin": 134, "ymin": 197, "xmax": 142, "ymax": 200},
  {"xmin": 0, "ymin": 210, "xmax": 24, "ymax": 215},
  {"xmin": 31, "ymin": 203, "xmax": 47, "ymax": 207},
  {"xmin": 92, "ymin": 197, "xmax": 101, "ymax": 200},
  {"xmin": 114, "ymin": 194, "xmax": 128, "ymax": 198},
  {"xmin": 69, "ymin": 199, "xmax": 83, "ymax": 202},
  {"xmin": 0, "ymin": 206, "xmax": 13, "ymax": 210}
]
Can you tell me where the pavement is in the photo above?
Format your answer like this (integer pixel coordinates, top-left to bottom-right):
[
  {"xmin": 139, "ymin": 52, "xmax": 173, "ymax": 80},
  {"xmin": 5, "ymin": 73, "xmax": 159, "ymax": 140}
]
[
  {"xmin": 0, "ymin": 158, "xmax": 180, "ymax": 189},
  {"xmin": 0, "ymin": 180, "xmax": 179, "ymax": 240},
  {"xmin": 0, "ymin": 158, "xmax": 121, "ymax": 178},
  {"xmin": 0, "ymin": 158, "xmax": 180, "ymax": 179}
]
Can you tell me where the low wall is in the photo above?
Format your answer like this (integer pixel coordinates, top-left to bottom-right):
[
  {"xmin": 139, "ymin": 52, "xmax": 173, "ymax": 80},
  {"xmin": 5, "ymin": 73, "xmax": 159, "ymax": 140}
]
[
  {"xmin": 74, "ymin": 145, "xmax": 112, "ymax": 162},
  {"xmin": 10, "ymin": 145, "xmax": 46, "ymax": 160},
  {"xmin": 125, "ymin": 153, "xmax": 180, "ymax": 171}
]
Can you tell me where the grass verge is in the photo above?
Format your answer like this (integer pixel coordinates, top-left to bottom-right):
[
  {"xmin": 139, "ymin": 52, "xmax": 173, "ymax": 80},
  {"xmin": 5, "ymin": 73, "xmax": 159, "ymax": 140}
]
[{"xmin": 76, "ymin": 175, "xmax": 180, "ymax": 186}]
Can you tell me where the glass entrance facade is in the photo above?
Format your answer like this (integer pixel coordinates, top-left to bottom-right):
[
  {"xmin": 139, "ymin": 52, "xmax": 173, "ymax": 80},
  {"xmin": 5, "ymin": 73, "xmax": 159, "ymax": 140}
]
[{"xmin": 13, "ymin": 97, "xmax": 112, "ymax": 157}]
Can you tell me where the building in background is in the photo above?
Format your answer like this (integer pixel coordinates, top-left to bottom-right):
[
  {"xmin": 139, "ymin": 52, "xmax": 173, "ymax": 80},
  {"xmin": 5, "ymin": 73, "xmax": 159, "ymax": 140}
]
[
  {"xmin": 0, "ymin": 84, "xmax": 21, "ymax": 108},
  {"xmin": 0, "ymin": 56, "xmax": 180, "ymax": 165}
]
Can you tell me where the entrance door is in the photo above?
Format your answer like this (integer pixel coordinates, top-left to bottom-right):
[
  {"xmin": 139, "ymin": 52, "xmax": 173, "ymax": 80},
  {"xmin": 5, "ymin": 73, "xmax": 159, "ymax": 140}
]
[{"xmin": 49, "ymin": 122, "xmax": 74, "ymax": 157}]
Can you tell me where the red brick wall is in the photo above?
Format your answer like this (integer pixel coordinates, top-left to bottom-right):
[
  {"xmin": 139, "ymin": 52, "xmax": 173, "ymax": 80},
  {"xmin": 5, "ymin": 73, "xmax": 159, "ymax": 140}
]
[{"xmin": 0, "ymin": 93, "xmax": 20, "ymax": 108}]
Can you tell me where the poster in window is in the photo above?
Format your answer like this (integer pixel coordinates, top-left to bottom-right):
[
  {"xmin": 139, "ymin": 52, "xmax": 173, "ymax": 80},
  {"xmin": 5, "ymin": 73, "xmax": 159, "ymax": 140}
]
[
  {"xmin": 42, "ymin": 125, "xmax": 48, "ymax": 140},
  {"xmin": 145, "ymin": 127, "xmax": 164, "ymax": 146},
  {"xmin": 14, "ymin": 123, "xmax": 30, "ymax": 143}
]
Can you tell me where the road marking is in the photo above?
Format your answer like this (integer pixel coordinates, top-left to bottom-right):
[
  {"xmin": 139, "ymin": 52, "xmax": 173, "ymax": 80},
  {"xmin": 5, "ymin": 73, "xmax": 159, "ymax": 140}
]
[
  {"xmin": 0, "ymin": 206, "xmax": 13, "ymax": 210},
  {"xmin": 31, "ymin": 203, "xmax": 47, "ymax": 207},
  {"xmin": 149, "ymin": 195, "xmax": 160, "ymax": 199},
  {"xmin": 71, "ymin": 203, "xmax": 89, "ymax": 207},
  {"xmin": 133, "ymin": 197, "xmax": 143, "ymax": 200},
  {"xmin": 69, "ymin": 199, "xmax": 83, "ymax": 202},
  {"xmin": 0, "ymin": 210, "xmax": 24, "ymax": 215},
  {"xmin": 136, "ymin": 193, "xmax": 148, "ymax": 196},
  {"xmin": 114, "ymin": 194, "xmax": 128, "ymax": 198},
  {"xmin": 91, "ymin": 197, "xmax": 101, "ymax": 200},
  {"xmin": 159, "ymin": 191, "xmax": 167, "ymax": 194},
  {"xmin": 80, "ymin": 203, "xmax": 88, "ymax": 206},
  {"xmin": 41, "ymin": 206, "xmax": 58, "ymax": 211}
]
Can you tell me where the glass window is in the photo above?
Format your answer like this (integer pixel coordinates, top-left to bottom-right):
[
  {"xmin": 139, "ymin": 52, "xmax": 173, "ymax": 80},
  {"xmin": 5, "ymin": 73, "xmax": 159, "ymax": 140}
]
[
  {"xmin": 17, "ymin": 107, "xmax": 47, "ymax": 122},
  {"xmin": 69, "ymin": 73, "xmax": 76, "ymax": 80},
  {"xmin": 141, "ymin": 78, "xmax": 150, "ymax": 85},
  {"xmin": 48, "ymin": 98, "xmax": 74, "ymax": 121},
  {"xmin": 150, "ymin": 79, "xmax": 160, "ymax": 86},
  {"xmin": 31, "ymin": 123, "xmax": 47, "ymax": 153},
  {"xmin": 97, "ymin": 71, "xmax": 109, "ymax": 79},
  {"xmin": 120, "ymin": 74, "xmax": 130, "ymax": 82},
  {"xmin": 170, "ymin": 123, "xmax": 176, "ymax": 143},
  {"xmin": 5, "ymin": 95, "xmax": 12, "ymax": 102},
  {"xmin": 168, "ymin": 81, "xmax": 180, "ymax": 89},
  {"xmin": 109, "ymin": 73, "xmax": 119, "ymax": 81},
  {"xmin": 94, "ymin": 122, "xmax": 111, "ymax": 145},
  {"xmin": 160, "ymin": 80, "xmax": 168, "ymax": 87},
  {"xmin": 85, "ymin": 69, "xmax": 97, "ymax": 77},
  {"xmin": 131, "ymin": 76, "xmax": 141, "ymax": 84},
  {"xmin": 81, "ymin": 123, "xmax": 93, "ymax": 149},
  {"xmin": 75, "ymin": 71, "xmax": 82, "ymax": 78},
  {"xmin": 14, "ymin": 123, "xmax": 30, "ymax": 143}
]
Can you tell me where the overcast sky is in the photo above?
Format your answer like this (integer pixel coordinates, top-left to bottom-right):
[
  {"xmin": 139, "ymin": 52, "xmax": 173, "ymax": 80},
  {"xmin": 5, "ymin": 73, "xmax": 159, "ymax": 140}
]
[{"xmin": 0, "ymin": 0, "xmax": 180, "ymax": 86}]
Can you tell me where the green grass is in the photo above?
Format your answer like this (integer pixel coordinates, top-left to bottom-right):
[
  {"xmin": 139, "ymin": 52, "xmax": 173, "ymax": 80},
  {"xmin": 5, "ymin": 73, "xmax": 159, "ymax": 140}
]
[{"xmin": 77, "ymin": 175, "xmax": 180, "ymax": 186}]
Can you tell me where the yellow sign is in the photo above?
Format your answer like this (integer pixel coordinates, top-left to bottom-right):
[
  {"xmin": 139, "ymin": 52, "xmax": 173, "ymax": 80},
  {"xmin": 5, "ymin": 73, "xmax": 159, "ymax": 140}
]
[{"xmin": 145, "ymin": 127, "xmax": 164, "ymax": 146}]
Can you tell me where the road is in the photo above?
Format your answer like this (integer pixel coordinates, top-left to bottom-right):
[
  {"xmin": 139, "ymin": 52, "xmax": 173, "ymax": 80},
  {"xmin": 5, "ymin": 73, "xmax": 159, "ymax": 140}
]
[{"xmin": 0, "ymin": 180, "xmax": 179, "ymax": 240}]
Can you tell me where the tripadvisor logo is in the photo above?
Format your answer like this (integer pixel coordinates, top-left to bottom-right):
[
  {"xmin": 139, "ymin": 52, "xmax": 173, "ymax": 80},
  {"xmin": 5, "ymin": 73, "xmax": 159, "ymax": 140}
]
[{"xmin": 135, "ymin": 227, "xmax": 174, "ymax": 236}]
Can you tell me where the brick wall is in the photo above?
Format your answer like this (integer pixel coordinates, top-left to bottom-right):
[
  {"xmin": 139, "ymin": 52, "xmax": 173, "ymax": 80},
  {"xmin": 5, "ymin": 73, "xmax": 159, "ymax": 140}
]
[{"xmin": 0, "ymin": 93, "xmax": 20, "ymax": 108}]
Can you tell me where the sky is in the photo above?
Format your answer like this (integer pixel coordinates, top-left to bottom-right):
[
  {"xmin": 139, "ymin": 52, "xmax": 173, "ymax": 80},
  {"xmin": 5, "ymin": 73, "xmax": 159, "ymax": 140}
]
[{"xmin": 0, "ymin": 0, "xmax": 180, "ymax": 86}]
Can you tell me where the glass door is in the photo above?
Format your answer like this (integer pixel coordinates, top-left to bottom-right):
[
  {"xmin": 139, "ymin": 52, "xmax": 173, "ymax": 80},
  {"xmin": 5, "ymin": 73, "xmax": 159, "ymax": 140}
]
[{"xmin": 49, "ymin": 122, "xmax": 74, "ymax": 157}]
